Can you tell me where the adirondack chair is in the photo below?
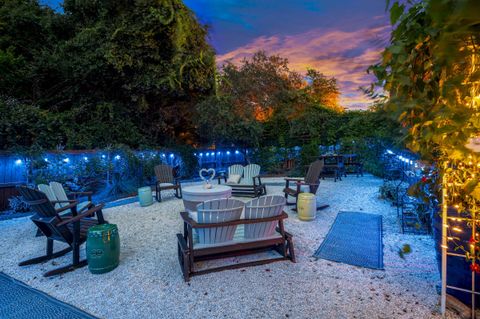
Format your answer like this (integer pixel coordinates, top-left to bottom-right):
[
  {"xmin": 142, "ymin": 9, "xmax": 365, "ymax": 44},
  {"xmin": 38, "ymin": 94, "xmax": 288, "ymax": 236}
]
[
  {"xmin": 177, "ymin": 195, "xmax": 295, "ymax": 281},
  {"xmin": 217, "ymin": 164, "xmax": 244, "ymax": 184},
  {"xmin": 18, "ymin": 186, "xmax": 106, "ymax": 277},
  {"xmin": 154, "ymin": 164, "xmax": 182, "ymax": 202},
  {"xmin": 283, "ymin": 159, "xmax": 329, "ymax": 211},
  {"xmin": 46, "ymin": 182, "xmax": 93, "ymax": 214},
  {"xmin": 225, "ymin": 164, "xmax": 266, "ymax": 198}
]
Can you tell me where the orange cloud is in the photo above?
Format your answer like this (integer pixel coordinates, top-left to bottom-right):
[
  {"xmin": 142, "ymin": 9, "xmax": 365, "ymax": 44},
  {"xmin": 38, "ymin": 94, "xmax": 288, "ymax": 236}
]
[{"xmin": 217, "ymin": 26, "xmax": 389, "ymax": 109}]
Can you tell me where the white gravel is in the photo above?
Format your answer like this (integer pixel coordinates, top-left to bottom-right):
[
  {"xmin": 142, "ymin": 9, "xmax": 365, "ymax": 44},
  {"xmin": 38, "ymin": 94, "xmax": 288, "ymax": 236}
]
[{"xmin": 0, "ymin": 175, "xmax": 460, "ymax": 319}]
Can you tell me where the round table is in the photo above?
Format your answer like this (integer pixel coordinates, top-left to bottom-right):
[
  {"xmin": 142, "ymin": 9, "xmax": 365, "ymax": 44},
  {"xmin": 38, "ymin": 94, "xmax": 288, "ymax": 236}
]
[{"xmin": 182, "ymin": 184, "xmax": 232, "ymax": 212}]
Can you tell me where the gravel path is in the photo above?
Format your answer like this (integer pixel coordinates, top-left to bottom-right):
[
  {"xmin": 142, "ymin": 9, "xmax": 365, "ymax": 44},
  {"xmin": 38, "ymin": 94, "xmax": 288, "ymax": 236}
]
[{"xmin": 0, "ymin": 175, "xmax": 460, "ymax": 318}]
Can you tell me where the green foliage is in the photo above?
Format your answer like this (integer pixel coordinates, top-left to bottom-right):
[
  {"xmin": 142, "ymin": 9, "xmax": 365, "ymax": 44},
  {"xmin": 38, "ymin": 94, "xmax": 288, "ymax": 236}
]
[
  {"xmin": 370, "ymin": 0, "xmax": 480, "ymax": 163},
  {"xmin": 289, "ymin": 105, "xmax": 340, "ymax": 146},
  {"xmin": 0, "ymin": 0, "xmax": 215, "ymax": 150},
  {"xmin": 172, "ymin": 144, "xmax": 199, "ymax": 178},
  {"xmin": 304, "ymin": 69, "xmax": 343, "ymax": 112},
  {"xmin": 196, "ymin": 95, "xmax": 263, "ymax": 148},
  {"xmin": 398, "ymin": 244, "xmax": 412, "ymax": 259}
]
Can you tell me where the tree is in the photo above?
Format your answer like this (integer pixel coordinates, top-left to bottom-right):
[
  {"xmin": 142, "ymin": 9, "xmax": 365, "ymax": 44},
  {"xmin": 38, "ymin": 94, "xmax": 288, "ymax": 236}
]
[
  {"xmin": 219, "ymin": 51, "xmax": 303, "ymax": 123},
  {"xmin": 304, "ymin": 69, "xmax": 343, "ymax": 112},
  {"xmin": 195, "ymin": 95, "xmax": 262, "ymax": 148},
  {"xmin": 0, "ymin": 0, "xmax": 215, "ymax": 149}
]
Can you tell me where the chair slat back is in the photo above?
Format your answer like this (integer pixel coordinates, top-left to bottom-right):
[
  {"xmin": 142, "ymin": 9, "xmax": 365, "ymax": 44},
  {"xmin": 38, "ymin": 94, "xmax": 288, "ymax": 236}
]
[
  {"xmin": 196, "ymin": 198, "xmax": 244, "ymax": 245},
  {"xmin": 38, "ymin": 184, "xmax": 60, "ymax": 209},
  {"xmin": 155, "ymin": 164, "xmax": 174, "ymax": 184},
  {"xmin": 240, "ymin": 164, "xmax": 260, "ymax": 185},
  {"xmin": 18, "ymin": 187, "xmax": 73, "ymax": 243},
  {"xmin": 228, "ymin": 164, "xmax": 244, "ymax": 178},
  {"xmin": 244, "ymin": 195, "xmax": 285, "ymax": 239},
  {"xmin": 305, "ymin": 160, "xmax": 324, "ymax": 185},
  {"xmin": 49, "ymin": 182, "xmax": 72, "ymax": 213}
]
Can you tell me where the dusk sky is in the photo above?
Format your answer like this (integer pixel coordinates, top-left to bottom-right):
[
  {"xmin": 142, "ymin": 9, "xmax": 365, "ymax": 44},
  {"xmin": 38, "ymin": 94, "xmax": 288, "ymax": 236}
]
[{"xmin": 42, "ymin": 0, "xmax": 390, "ymax": 109}]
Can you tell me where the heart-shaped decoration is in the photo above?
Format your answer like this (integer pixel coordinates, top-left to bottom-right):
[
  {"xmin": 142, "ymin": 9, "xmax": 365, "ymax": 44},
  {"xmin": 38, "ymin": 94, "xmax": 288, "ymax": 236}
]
[{"xmin": 199, "ymin": 168, "xmax": 216, "ymax": 183}]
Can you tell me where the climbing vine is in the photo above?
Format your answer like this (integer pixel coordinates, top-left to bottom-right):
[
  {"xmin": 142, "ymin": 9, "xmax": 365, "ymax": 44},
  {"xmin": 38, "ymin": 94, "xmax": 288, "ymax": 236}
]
[{"xmin": 371, "ymin": 0, "xmax": 480, "ymax": 265}]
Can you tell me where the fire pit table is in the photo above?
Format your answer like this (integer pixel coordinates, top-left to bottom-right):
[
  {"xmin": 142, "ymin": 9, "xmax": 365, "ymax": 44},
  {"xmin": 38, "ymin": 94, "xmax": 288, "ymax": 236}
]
[{"xmin": 182, "ymin": 184, "xmax": 232, "ymax": 212}]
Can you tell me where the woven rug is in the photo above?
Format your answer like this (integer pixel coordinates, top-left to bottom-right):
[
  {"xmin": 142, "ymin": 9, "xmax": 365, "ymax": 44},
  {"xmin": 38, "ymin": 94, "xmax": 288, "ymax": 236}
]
[
  {"xmin": 313, "ymin": 211, "xmax": 384, "ymax": 270},
  {"xmin": 0, "ymin": 272, "xmax": 97, "ymax": 319}
]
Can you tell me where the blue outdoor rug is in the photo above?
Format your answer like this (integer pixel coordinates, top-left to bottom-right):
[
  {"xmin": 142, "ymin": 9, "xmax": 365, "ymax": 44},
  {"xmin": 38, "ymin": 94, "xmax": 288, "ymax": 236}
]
[
  {"xmin": 313, "ymin": 211, "xmax": 384, "ymax": 270},
  {"xmin": 0, "ymin": 272, "xmax": 97, "ymax": 319}
]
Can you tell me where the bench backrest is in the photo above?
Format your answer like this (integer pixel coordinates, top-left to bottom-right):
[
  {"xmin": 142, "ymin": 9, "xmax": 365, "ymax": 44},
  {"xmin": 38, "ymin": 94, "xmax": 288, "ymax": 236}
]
[
  {"xmin": 244, "ymin": 195, "xmax": 285, "ymax": 239},
  {"xmin": 196, "ymin": 198, "xmax": 244, "ymax": 245},
  {"xmin": 49, "ymin": 182, "xmax": 72, "ymax": 213},
  {"xmin": 38, "ymin": 184, "xmax": 60, "ymax": 209},
  {"xmin": 241, "ymin": 164, "xmax": 261, "ymax": 185},
  {"xmin": 305, "ymin": 160, "xmax": 324, "ymax": 185},
  {"xmin": 155, "ymin": 164, "xmax": 175, "ymax": 184},
  {"xmin": 228, "ymin": 164, "xmax": 244, "ymax": 178}
]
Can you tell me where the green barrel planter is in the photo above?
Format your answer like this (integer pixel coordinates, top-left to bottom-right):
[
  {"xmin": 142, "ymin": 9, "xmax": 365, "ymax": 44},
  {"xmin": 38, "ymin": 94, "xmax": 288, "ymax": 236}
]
[
  {"xmin": 86, "ymin": 224, "xmax": 120, "ymax": 274},
  {"xmin": 138, "ymin": 186, "xmax": 153, "ymax": 207}
]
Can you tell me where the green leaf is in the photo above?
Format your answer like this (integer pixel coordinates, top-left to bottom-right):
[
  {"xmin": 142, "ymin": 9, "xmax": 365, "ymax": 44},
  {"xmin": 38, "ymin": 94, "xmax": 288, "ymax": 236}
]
[
  {"xmin": 390, "ymin": 2, "xmax": 405, "ymax": 25},
  {"xmin": 464, "ymin": 178, "xmax": 479, "ymax": 194}
]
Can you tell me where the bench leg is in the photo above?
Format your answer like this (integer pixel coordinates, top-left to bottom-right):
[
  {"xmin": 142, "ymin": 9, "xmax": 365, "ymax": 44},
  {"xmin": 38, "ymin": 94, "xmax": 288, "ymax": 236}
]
[{"xmin": 286, "ymin": 234, "xmax": 296, "ymax": 263}]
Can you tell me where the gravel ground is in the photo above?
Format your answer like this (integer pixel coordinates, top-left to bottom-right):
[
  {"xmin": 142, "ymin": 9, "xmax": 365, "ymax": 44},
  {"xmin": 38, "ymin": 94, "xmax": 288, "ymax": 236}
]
[{"xmin": 0, "ymin": 175, "xmax": 460, "ymax": 319}]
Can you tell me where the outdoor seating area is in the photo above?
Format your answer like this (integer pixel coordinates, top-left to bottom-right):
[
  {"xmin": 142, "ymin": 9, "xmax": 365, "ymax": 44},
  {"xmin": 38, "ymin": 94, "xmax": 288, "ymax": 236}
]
[
  {"xmin": 0, "ymin": 175, "xmax": 445, "ymax": 318},
  {"xmin": 1, "ymin": 0, "xmax": 477, "ymax": 318}
]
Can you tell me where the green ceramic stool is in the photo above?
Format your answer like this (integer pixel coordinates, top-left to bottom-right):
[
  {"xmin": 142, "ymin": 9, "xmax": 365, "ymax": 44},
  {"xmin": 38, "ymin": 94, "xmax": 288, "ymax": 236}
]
[
  {"xmin": 86, "ymin": 224, "xmax": 120, "ymax": 274},
  {"xmin": 138, "ymin": 186, "xmax": 153, "ymax": 207}
]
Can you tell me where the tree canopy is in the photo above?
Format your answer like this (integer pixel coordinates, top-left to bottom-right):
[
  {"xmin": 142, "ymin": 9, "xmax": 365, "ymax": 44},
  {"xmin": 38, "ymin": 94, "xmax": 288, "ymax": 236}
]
[{"xmin": 0, "ymin": 0, "xmax": 215, "ymax": 150}]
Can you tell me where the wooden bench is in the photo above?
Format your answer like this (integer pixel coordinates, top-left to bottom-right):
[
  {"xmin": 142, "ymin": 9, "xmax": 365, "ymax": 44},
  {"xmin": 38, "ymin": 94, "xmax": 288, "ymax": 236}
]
[{"xmin": 176, "ymin": 196, "xmax": 295, "ymax": 281}]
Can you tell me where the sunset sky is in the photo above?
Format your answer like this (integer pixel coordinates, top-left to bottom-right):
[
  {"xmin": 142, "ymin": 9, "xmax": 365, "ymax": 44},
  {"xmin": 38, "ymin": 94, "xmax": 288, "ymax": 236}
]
[{"xmin": 43, "ymin": 0, "xmax": 390, "ymax": 109}]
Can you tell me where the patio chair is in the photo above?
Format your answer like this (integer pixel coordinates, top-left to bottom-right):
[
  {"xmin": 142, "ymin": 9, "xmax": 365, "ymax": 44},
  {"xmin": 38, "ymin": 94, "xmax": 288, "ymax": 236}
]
[
  {"xmin": 225, "ymin": 164, "xmax": 266, "ymax": 197},
  {"xmin": 48, "ymin": 182, "xmax": 93, "ymax": 214},
  {"xmin": 154, "ymin": 164, "xmax": 182, "ymax": 202},
  {"xmin": 17, "ymin": 186, "xmax": 106, "ymax": 277},
  {"xmin": 283, "ymin": 159, "xmax": 329, "ymax": 211},
  {"xmin": 177, "ymin": 196, "xmax": 295, "ymax": 281},
  {"xmin": 219, "ymin": 164, "xmax": 244, "ymax": 184}
]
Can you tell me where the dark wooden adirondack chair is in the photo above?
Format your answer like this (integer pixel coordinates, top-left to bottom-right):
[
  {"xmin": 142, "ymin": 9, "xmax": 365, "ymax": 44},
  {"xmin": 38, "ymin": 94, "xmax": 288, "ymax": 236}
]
[
  {"xmin": 154, "ymin": 164, "xmax": 182, "ymax": 202},
  {"xmin": 18, "ymin": 187, "xmax": 106, "ymax": 277},
  {"xmin": 283, "ymin": 159, "xmax": 329, "ymax": 211}
]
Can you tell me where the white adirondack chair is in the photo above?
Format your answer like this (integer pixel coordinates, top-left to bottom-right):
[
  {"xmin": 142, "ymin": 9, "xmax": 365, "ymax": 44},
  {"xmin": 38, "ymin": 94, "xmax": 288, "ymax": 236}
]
[
  {"xmin": 195, "ymin": 198, "xmax": 244, "ymax": 246},
  {"xmin": 49, "ymin": 182, "xmax": 92, "ymax": 214},
  {"xmin": 244, "ymin": 195, "xmax": 286, "ymax": 239},
  {"xmin": 240, "ymin": 164, "xmax": 261, "ymax": 185},
  {"xmin": 37, "ymin": 184, "xmax": 60, "ymax": 209},
  {"xmin": 226, "ymin": 164, "xmax": 266, "ymax": 198}
]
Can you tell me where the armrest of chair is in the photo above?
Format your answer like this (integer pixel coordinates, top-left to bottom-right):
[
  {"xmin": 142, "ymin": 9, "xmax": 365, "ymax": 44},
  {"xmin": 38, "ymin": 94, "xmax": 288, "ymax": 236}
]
[
  {"xmin": 253, "ymin": 175, "xmax": 262, "ymax": 186},
  {"xmin": 55, "ymin": 201, "xmax": 78, "ymax": 214},
  {"xmin": 51, "ymin": 200, "xmax": 77, "ymax": 204},
  {"xmin": 285, "ymin": 177, "xmax": 304, "ymax": 182},
  {"xmin": 216, "ymin": 172, "xmax": 227, "ymax": 184},
  {"xmin": 285, "ymin": 177, "xmax": 304, "ymax": 189},
  {"xmin": 57, "ymin": 204, "xmax": 105, "ymax": 227},
  {"xmin": 180, "ymin": 211, "xmax": 199, "ymax": 227},
  {"xmin": 69, "ymin": 191, "xmax": 93, "ymax": 201}
]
